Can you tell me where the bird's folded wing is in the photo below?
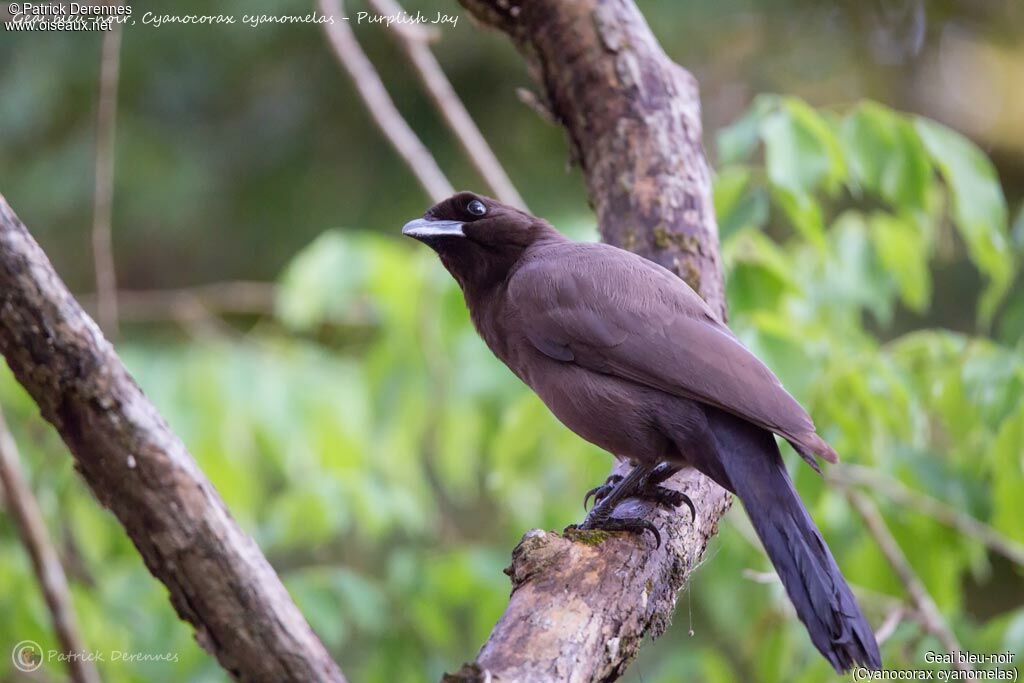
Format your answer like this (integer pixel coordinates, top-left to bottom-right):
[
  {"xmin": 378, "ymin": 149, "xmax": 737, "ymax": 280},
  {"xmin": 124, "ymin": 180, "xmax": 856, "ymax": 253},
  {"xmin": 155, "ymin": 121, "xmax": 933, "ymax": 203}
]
[{"xmin": 508, "ymin": 243, "xmax": 837, "ymax": 465}]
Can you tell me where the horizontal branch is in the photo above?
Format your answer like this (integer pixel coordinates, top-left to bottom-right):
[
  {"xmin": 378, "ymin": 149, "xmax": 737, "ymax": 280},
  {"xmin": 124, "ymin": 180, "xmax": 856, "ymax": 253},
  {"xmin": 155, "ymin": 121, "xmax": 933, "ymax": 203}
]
[
  {"xmin": 0, "ymin": 195, "xmax": 346, "ymax": 683},
  {"xmin": 77, "ymin": 282, "xmax": 277, "ymax": 322}
]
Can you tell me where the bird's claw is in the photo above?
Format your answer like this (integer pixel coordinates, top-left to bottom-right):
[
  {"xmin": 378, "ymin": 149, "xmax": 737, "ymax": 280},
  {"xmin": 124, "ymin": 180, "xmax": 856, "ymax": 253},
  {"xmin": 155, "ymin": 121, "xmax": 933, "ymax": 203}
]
[
  {"xmin": 583, "ymin": 474, "xmax": 623, "ymax": 510},
  {"xmin": 652, "ymin": 488, "xmax": 697, "ymax": 523},
  {"xmin": 582, "ymin": 467, "xmax": 696, "ymax": 522},
  {"xmin": 574, "ymin": 464, "xmax": 698, "ymax": 550}
]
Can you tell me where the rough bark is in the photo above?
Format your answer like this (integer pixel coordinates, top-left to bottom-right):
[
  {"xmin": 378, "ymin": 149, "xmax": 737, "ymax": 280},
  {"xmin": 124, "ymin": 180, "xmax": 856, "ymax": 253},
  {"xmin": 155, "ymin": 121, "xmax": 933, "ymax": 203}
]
[
  {"xmin": 0, "ymin": 195, "xmax": 346, "ymax": 683},
  {"xmin": 445, "ymin": 1, "xmax": 733, "ymax": 681}
]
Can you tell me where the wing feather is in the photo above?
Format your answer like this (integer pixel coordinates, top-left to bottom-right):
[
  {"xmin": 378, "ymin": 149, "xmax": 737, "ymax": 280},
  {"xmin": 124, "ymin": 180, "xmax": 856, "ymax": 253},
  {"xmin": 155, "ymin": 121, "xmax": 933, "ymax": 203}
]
[{"xmin": 509, "ymin": 242, "xmax": 837, "ymax": 466}]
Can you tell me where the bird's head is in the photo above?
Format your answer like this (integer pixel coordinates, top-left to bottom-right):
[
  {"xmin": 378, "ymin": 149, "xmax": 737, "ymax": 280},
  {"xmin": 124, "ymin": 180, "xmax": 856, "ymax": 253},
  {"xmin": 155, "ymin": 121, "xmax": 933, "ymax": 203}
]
[{"xmin": 402, "ymin": 192, "xmax": 562, "ymax": 290}]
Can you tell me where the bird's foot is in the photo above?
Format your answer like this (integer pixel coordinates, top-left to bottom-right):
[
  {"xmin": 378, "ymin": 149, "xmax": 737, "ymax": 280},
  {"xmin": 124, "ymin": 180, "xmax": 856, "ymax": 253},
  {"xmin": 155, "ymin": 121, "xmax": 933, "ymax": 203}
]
[
  {"xmin": 583, "ymin": 463, "xmax": 696, "ymax": 522},
  {"xmin": 567, "ymin": 515, "xmax": 662, "ymax": 549},
  {"xmin": 572, "ymin": 463, "xmax": 697, "ymax": 549},
  {"xmin": 583, "ymin": 475, "xmax": 623, "ymax": 510}
]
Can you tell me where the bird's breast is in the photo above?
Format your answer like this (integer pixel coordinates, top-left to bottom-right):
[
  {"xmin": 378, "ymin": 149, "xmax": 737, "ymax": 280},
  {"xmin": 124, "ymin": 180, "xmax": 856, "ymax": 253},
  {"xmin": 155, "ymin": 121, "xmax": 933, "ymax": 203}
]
[
  {"xmin": 465, "ymin": 293, "xmax": 531, "ymax": 380},
  {"xmin": 464, "ymin": 288, "xmax": 679, "ymax": 463}
]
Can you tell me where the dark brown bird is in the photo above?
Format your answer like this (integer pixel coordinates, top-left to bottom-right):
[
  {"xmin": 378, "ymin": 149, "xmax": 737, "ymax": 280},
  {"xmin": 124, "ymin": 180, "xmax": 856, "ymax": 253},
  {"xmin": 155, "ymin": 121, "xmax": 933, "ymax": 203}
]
[{"xmin": 403, "ymin": 191, "xmax": 882, "ymax": 672}]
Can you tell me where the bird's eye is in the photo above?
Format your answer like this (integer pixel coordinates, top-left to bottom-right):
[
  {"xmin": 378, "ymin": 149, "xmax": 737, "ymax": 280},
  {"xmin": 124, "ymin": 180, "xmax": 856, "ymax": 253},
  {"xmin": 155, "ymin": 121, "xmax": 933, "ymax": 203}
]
[{"xmin": 466, "ymin": 199, "xmax": 487, "ymax": 216}]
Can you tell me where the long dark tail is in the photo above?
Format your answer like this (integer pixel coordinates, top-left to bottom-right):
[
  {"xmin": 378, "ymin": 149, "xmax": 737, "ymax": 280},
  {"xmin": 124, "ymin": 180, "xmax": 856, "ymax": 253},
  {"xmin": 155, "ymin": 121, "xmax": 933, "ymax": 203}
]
[{"xmin": 705, "ymin": 407, "xmax": 882, "ymax": 672}]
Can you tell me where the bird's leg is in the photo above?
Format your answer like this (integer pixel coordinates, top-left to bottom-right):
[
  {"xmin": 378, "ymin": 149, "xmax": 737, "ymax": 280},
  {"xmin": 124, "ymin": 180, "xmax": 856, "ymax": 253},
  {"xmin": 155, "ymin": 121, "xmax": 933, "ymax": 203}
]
[
  {"xmin": 571, "ymin": 463, "xmax": 665, "ymax": 547},
  {"xmin": 583, "ymin": 462, "xmax": 696, "ymax": 522},
  {"xmin": 569, "ymin": 462, "xmax": 688, "ymax": 548}
]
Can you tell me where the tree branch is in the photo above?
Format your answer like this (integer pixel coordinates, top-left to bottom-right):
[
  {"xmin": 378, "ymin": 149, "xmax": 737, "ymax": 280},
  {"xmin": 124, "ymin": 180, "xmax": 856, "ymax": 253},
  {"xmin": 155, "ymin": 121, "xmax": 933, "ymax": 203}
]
[
  {"xmin": 0, "ymin": 195, "xmax": 346, "ymax": 683},
  {"xmin": 460, "ymin": 0, "xmax": 726, "ymax": 312},
  {"xmin": 832, "ymin": 464, "xmax": 1024, "ymax": 567},
  {"xmin": 91, "ymin": 22, "xmax": 122, "ymax": 339},
  {"xmin": 319, "ymin": 0, "xmax": 454, "ymax": 202},
  {"xmin": 873, "ymin": 605, "xmax": 907, "ymax": 646},
  {"xmin": 368, "ymin": 0, "xmax": 528, "ymax": 209},
  {"xmin": 77, "ymin": 282, "xmax": 278, "ymax": 322},
  {"xmin": 841, "ymin": 485, "xmax": 969, "ymax": 672},
  {"xmin": 445, "ymin": 2, "xmax": 731, "ymax": 680},
  {"xmin": 0, "ymin": 406, "xmax": 100, "ymax": 683}
]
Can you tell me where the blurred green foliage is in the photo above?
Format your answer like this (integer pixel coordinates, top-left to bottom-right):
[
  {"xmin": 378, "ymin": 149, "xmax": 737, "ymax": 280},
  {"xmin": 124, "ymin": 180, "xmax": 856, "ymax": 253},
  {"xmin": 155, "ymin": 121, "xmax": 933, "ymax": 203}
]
[
  {"xmin": 1, "ymin": 94, "xmax": 1022, "ymax": 682},
  {"xmin": 4, "ymin": 0, "xmax": 1023, "ymax": 298}
]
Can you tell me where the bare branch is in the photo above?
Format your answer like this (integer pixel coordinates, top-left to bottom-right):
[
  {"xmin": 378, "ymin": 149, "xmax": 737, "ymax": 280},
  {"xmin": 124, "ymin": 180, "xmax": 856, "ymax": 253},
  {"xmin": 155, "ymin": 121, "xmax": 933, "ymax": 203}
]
[
  {"xmin": 444, "ymin": 2, "xmax": 731, "ymax": 680},
  {"xmin": 318, "ymin": 0, "xmax": 453, "ymax": 202},
  {"xmin": 874, "ymin": 605, "xmax": 906, "ymax": 646},
  {"xmin": 515, "ymin": 88, "xmax": 556, "ymax": 126},
  {"xmin": 91, "ymin": 23, "xmax": 122, "ymax": 339},
  {"xmin": 832, "ymin": 464, "xmax": 1024, "ymax": 567},
  {"xmin": 367, "ymin": 0, "xmax": 527, "ymax": 209},
  {"xmin": 0, "ymin": 406, "xmax": 100, "ymax": 683},
  {"xmin": 738, "ymin": 514, "xmax": 941, "ymax": 650},
  {"xmin": 445, "ymin": 470, "xmax": 731, "ymax": 683},
  {"xmin": 77, "ymin": 282, "xmax": 278, "ymax": 322},
  {"xmin": 743, "ymin": 564, "xmax": 917, "ymax": 643},
  {"xmin": 0, "ymin": 195, "xmax": 347, "ymax": 683},
  {"xmin": 842, "ymin": 485, "xmax": 969, "ymax": 672}
]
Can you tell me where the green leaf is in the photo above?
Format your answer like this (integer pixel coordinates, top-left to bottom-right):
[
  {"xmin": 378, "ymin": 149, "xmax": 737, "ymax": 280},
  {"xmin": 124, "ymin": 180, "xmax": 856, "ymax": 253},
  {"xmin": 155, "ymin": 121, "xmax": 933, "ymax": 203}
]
[
  {"xmin": 275, "ymin": 230, "xmax": 369, "ymax": 331},
  {"xmin": 332, "ymin": 569, "xmax": 389, "ymax": 632},
  {"xmin": 778, "ymin": 211, "xmax": 892, "ymax": 326},
  {"xmin": 842, "ymin": 102, "xmax": 930, "ymax": 210},
  {"xmin": 996, "ymin": 286, "xmax": 1024, "ymax": 347},
  {"xmin": 714, "ymin": 166, "xmax": 769, "ymax": 240},
  {"xmin": 992, "ymin": 401, "xmax": 1024, "ymax": 542},
  {"xmin": 762, "ymin": 98, "xmax": 846, "ymax": 197},
  {"xmin": 285, "ymin": 569, "xmax": 350, "ymax": 648},
  {"xmin": 714, "ymin": 166, "xmax": 752, "ymax": 222},
  {"xmin": 914, "ymin": 118, "xmax": 1013, "ymax": 325},
  {"xmin": 772, "ymin": 185, "xmax": 826, "ymax": 249},
  {"xmin": 724, "ymin": 228, "xmax": 801, "ymax": 313},
  {"xmin": 701, "ymin": 650, "xmax": 739, "ymax": 683},
  {"xmin": 723, "ymin": 228, "xmax": 800, "ymax": 289},
  {"xmin": 869, "ymin": 212, "xmax": 932, "ymax": 312},
  {"xmin": 435, "ymin": 400, "xmax": 485, "ymax": 501},
  {"xmin": 716, "ymin": 94, "xmax": 778, "ymax": 165},
  {"xmin": 720, "ymin": 228, "xmax": 798, "ymax": 301}
]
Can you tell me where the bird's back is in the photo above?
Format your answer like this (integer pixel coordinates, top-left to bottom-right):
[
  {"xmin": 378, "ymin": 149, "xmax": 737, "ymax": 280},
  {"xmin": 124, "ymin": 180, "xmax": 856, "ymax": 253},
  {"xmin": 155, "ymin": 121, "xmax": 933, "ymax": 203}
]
[{"xmin": 506, "ymin": 240, "xmax": 837, "ymax": 466}]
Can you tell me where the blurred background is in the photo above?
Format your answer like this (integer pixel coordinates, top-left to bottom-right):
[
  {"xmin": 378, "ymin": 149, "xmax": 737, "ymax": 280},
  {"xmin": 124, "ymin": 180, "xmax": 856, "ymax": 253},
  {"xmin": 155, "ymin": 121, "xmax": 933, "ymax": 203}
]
[{"xmin": 1, "ymin": 0, "xmax": 1022, "ymax": 681}]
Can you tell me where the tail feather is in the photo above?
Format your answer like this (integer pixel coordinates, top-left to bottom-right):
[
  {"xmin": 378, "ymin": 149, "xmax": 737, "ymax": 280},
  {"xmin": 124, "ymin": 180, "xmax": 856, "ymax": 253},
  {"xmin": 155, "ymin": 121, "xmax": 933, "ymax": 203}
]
[{"xmin": 706, "ymin": 408, "xmax": 881, "ymax": 672}]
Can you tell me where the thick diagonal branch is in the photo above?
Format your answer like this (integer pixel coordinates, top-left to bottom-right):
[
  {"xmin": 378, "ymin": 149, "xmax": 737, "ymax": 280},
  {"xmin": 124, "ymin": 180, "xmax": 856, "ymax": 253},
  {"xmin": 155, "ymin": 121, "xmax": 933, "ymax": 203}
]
[
  {"xmin": 445, "ymin": 2, "xmax": 731, "ymax": 681},
  {"xmin": 0, "ymin": 195, "xmax": 346, "ymax": 683}
]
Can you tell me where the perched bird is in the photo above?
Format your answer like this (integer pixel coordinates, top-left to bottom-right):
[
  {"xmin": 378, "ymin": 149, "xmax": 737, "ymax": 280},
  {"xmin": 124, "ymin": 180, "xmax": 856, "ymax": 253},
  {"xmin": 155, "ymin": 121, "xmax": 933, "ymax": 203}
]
[{"xmin": 403, "ymin": 191, "xmax": 882, "ymax": 672}]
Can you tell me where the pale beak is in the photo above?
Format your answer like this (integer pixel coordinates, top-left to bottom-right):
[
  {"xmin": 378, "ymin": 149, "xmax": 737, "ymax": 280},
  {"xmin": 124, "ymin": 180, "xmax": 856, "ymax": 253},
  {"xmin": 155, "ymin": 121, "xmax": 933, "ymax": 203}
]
[{"xmin": 401, "ymin": 218, "xmax": 465, "ymax": 239}]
